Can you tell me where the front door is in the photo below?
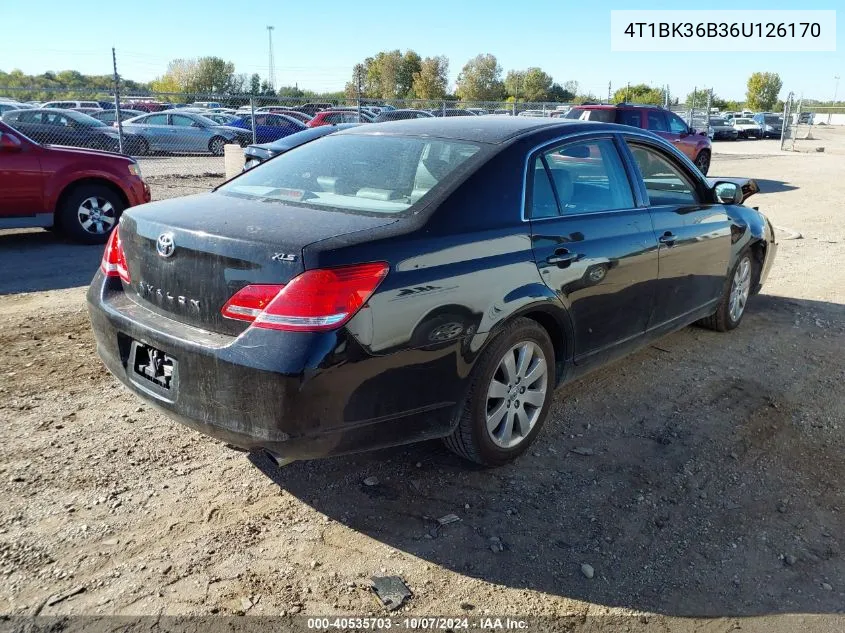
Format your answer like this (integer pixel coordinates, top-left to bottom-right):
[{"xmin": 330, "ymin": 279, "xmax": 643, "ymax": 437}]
[
  {"xmin": 0, "ymin": 129, "xmax": 43, "ymax": 217},
  {"xmin": 169, "ymin": 114, "xmax": 208, "ymax": 153},
  {"xmin": 622, "ymin": 138, "xmax": 731, "ymax": 329},
  {"xmin": 528, "ymin": 135, "xmax": 659, "ymax": 363}
]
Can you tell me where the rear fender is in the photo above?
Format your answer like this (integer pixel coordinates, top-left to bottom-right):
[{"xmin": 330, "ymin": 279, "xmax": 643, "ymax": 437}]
[{"xmin": 470, "ymin": 282, "xmax": 574, "ymax": 384}]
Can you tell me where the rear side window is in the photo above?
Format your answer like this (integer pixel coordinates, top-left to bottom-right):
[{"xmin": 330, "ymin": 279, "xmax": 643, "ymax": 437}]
[
  {"xmin": 616, "ymin": 110, "xmax": 641, "ymax": 127},
  {"xmin": 627, "ymin": 143, "xmax": 699, "ymax": 206},
  {"xmin": 565, "ymin": 108, "xmax": 616, "ymax": 123},
  {"xmin": 529, "ymin": 138, "xmax": 635, "ymax": 218}
]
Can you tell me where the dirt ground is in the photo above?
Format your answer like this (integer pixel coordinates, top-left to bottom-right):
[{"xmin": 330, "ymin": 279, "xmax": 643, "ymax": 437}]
[{"xmin": 1, "ymin": 139, "xmax": 844, "ymax": 629}]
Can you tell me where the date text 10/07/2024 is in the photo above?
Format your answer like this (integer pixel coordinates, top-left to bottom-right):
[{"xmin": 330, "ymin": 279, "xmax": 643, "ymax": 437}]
[{"xmin": 306, "ymin": 617, "xmax": 530, "ymax": 630}]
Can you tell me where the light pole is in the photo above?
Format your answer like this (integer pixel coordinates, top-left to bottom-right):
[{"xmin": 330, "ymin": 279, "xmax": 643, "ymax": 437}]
[{"xmin": 830, "ymin": 75, "xmax": 839, "ymax": 124}]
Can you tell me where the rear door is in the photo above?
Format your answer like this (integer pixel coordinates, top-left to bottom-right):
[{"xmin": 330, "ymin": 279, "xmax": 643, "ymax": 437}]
[
  {"xmin": 136, "ymin": 113, "xmax": 170, "ymax": 151},
  {"xmin": 621, "ymin": 137, "xmax": 731, "ymax": 329},
  {"xmin": 528, "ymin": 135, "xmax": 659, "ymax": 363}
]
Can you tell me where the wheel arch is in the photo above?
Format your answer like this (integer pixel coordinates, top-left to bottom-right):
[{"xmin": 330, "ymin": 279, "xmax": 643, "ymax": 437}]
[{"xmin": 480, "ymin": 287, "xmax": 574, "ymax": 386}]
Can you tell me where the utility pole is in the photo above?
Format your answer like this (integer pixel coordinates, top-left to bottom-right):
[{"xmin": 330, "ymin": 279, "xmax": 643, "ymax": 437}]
[
  {"xmin": 356, "ymin": 66, "xmax": 362, "ymax": 122},
  {"xmin": 625, "ymin": 82, "xmax": 630, "ymax": 103},
  {"xmin": 111, "ymin": 47, "xmax": 124, "ymax": 154},
  {"xmin": 607, "ymin": 81, "xmax": 611, "ymax": 104},
  {"xmin": 266, "ymin": 26, "xmax": 276, "ymax": 90}
]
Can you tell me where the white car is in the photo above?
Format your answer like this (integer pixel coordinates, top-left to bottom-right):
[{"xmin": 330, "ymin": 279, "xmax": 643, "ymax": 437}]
[{"xmin": 732, "ymin": 117, "xmax": 763, "ymax": 139}]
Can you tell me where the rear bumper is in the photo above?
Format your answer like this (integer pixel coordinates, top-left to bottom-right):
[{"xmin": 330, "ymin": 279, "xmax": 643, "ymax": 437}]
[{"xmin": 86, "ymin": 272, "xmax": 463, "ymax": 460}]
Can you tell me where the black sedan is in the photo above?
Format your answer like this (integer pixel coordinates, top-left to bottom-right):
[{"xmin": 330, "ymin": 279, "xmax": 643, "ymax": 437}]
[
  {"xmin": 242, "ymin": 124, "xmax": 359, "ymax": 171},
  {"xmin": 88, "ymin": 118, "xmax": 777, "ymax": 467},
  {"xmin": 1, "ymin": 108, "xmax": 145, "ymax": 154}
]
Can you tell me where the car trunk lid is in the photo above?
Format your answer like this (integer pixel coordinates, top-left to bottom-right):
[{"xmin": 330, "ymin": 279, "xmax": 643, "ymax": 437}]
[{"xmin": 119, "ymin": 191, "xmax": 397, "ymax": 335}]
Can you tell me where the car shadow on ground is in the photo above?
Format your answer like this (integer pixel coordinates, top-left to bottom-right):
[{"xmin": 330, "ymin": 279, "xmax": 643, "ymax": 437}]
[
  {"xmin": 0, "ymin": 229, "xmax": 102, "ymax": 294},
  {"xmin": 753, "ymin": 179, "xmax": 800, "ymax": 194},
  {"xmin": 248, "ymin": 294, "xmax": 845, "ymax": 617}
]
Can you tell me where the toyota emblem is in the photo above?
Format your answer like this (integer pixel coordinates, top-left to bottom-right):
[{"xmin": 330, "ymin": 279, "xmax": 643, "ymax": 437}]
[{"xmin": 156, "ymin": 232, "xmax": 175, "ymax": 258}]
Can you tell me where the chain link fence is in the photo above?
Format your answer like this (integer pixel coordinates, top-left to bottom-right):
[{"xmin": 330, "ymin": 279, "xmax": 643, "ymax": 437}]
[{"xmin": 781, "ymin": 94, "xmax": 845, "ymax": 154}]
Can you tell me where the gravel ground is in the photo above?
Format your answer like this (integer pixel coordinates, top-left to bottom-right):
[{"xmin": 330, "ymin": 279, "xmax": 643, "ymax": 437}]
[{"xmin": 1, "ymin": 143, "xmax": 844, "ymax": 628}]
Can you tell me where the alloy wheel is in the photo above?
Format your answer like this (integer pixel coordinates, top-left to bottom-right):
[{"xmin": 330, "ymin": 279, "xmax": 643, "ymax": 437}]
[
  {"xmin": 77, "ymin": 197, "xmax": 116, "ymax": 235},
  {"xmin": 485, "ymin": 342, "xmax": 548, "ymax": 449},
  {"xmin": 729, "ymin": 257, "xmax": 752, "ymax": 322}
]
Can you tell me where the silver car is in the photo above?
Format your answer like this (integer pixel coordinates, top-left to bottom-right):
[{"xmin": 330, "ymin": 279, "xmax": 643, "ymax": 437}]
[{"xmin": 121, "ymin": 111, "xmax": 252, "ymax": 155}]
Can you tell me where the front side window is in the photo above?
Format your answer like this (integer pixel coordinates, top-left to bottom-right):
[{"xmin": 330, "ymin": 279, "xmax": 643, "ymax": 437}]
[
  {"xmin": 627, "ymin": 143, "xmax": 699, "ymax": 206},
  {"xmin": 646, "ymin": 111, "xmax": 668, "ymax": 132},
  {"xmin": 529, "ymin": 138, "xmax": 635, "ymax": 218},
  {"xmin": 221, "ymin": 134, "xmax": 481, "ymax": 215},
  {"xmin": 667, "ymin": 113, "xmax": 688, "ymax": 134},
  {"xmin": 145, "ymin": 114, "xmax": 167, "ymax": 125}
]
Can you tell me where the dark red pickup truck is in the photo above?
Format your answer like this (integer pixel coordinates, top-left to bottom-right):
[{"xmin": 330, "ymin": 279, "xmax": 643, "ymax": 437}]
[{"xmin": 0, "ymin": 120, "xmax": 150, "ymax": 244}]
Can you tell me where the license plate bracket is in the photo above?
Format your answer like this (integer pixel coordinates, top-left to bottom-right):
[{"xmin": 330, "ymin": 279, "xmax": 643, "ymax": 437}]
[{"xmin": 129, "ymin": 340, "xmax": 178, "ymax": 396}]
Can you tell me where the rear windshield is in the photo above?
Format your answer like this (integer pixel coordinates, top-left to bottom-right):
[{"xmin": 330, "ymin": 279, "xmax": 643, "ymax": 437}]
[
  {"xmin": 221, "ymin": 134, "xmax": 482, "ymax": 215},
  {"xmin": 564, "ymin": 108, "xmax": 616, "ymax": 123}
]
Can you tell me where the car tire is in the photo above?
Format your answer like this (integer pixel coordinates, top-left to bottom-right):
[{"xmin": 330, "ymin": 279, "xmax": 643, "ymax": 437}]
[
  {"xmin": 697, "ymin": 248, "xmax": 754, "ymax": 332},
  {"xmin": 443, "ymin": 317, "xmax": 555, "ymax": 466},
  {"xmin": 58, "ymin": 183, "xmax": 125, "ymax": 245},
  {"xmin": 694, "ymin": 149, "xmax": 711, "ymax": 175},
  {"xmin": 135, "ymin": 137, "xmax": 150, "ymax": 156},
  {"xmin": 208, "ymin": 136, "xmax": 226, "ymax": 156}
]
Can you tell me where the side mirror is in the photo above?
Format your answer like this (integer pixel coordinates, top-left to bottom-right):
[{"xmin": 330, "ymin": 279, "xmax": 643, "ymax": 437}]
[
  {"xmin": 0, "ymin": 132, "xmax": 23, "ymax": 153},
  {"xmin": 191, "ymin": 122, "xmax": 203, "ymax": 128},
  {"xmin": 713, "ymin": 181, "xmax": 743, "ymax": 205}
]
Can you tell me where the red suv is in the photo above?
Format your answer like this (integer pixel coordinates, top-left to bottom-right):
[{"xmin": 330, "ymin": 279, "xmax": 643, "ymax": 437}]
[
  {"xmin": 565, "ymin": 104, "xmax": 712, "ymax": 174},
  {"xmin": 0, "ymin": 121, "xmax": 151, "ymax": 244}
]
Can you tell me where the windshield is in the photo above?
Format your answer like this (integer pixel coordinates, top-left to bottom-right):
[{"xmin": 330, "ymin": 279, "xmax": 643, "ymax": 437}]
[
  {"xmin": 734, "ymin": 118, "xmax": 754, "ymax": 124},
  {"xmin": 764, "ymin": 115, "xmax": 783, "ymax": 124},
  {"xmin": 710, "ymin": 118, "xmax": 728, "ymax": 125},
  {"xmin": 221, "ymin": 134, "xmax": 482, "ymax": 215}
]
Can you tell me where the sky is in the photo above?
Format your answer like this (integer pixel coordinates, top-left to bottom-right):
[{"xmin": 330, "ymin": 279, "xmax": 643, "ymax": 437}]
[{"xmin": 1, "ymin": 0, "xmax": 842, "ymax": 101}]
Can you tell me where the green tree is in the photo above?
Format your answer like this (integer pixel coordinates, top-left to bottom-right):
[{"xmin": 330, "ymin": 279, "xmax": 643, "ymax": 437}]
[
  {"xmin": 151, "ymin": 58, "xmax": 198, "ymax": 95},
  {"xmin": 456, "ymin": 54, "xmax": 504, "ymax": 102},
  {"xmin": 276, "ymin": 85, "xmax": 304, "ymax": 98},
  {"xmin": 612, "ymin": 83, "xmax": 665, "ymax": 105},
  {"xmin": 191, "ymin": 56, "xmax": 236, "ymax": 94},
  {"xmin": 249, "ymin": 73, "xmax": 261, "ymax": 94},
  {"xmin": 746, "ymin": 72, "xmax": 783, "ymax": 111},
  {"xmin": 521, "ymin": 67, "xmax": 554, "ymax": 101},
  {"xmin": 548, "ymin": 83, "xmax": 575, "ymax": 102},
  {"xmin": 410, "ymin": 56, "xmax": 449, "ymax": 99},
  {"xmin": 396, "ymin": 50, "xmax": 422, "ymax": 98},
  {"xmin": 344, "ymin": 50, "xmax": 426, "ymax": 100}
]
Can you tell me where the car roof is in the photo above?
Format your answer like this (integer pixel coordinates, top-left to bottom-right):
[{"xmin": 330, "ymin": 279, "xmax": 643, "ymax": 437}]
[{"xmin": 338, "ymin": 117, "xmax": 623, "ymax": 144}]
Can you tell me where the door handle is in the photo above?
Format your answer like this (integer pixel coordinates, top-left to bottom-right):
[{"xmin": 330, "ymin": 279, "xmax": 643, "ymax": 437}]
[
  {"xmin": 546, "ymin": 249, "xmax": 580, "ymax": 267},
  {"xmin": 658, "ymin": 231, "xmax": 677, "ymax": 246}
]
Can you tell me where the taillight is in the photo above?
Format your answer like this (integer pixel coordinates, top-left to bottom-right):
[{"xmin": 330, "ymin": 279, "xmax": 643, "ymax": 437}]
[
  {"xmin": 100, "ymin": 227, "xmax": 130, "ymax": 283},
  {"xmin": 221, "ymin": 262, "xmax": 388, "ymax": 332}
]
